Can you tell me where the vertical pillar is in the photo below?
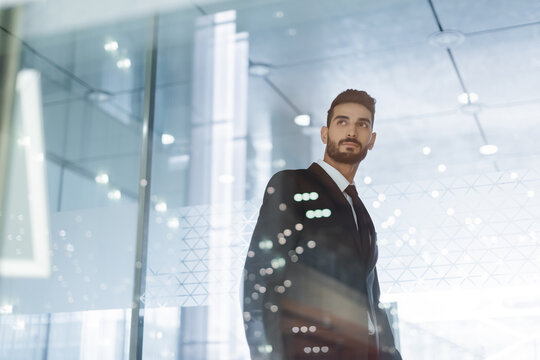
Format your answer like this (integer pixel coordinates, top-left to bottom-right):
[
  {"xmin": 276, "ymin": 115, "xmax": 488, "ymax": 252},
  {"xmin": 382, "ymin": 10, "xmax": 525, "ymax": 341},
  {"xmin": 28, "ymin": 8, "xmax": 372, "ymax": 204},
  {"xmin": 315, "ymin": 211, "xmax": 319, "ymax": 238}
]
[
  {"xmin": 188, "ymin": 10, "xmax": 249, "ymax": 360},
  {"xmin": 0, "ymin": 7, "xmax": 21, "ymax": 227},
  {"xmin": 128, "ymin": 15, "xmax": 158, "ymax": 360}
]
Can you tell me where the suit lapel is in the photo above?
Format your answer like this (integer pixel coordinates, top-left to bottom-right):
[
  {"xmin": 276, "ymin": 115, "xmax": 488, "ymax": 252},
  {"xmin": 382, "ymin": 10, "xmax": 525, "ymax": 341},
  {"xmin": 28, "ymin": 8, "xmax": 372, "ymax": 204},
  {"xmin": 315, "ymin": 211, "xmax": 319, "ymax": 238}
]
[
  {"xmin": 307, "ymin": 162, "xmax": 378, "ymax": 270},
  {"xmin": 307, "ymin": 163, "xmax": 363, "ymax": 249}
]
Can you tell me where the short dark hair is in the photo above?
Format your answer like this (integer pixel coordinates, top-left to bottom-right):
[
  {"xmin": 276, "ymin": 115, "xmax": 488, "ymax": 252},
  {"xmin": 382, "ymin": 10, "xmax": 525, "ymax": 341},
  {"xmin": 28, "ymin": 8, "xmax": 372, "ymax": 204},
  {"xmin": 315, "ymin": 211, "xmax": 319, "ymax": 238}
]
[{"xmin": 326, "ymin": 89, "xmax": 376, "ymax": 127}]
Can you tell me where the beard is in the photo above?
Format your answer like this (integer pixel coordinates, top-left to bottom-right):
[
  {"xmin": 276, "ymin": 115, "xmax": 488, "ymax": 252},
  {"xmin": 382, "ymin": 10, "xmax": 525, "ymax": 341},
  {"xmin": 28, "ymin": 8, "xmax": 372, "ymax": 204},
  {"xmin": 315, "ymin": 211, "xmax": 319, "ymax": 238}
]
[{"xmin": 325, "ymin": 137, "xmax": 369, "ymax": 164}]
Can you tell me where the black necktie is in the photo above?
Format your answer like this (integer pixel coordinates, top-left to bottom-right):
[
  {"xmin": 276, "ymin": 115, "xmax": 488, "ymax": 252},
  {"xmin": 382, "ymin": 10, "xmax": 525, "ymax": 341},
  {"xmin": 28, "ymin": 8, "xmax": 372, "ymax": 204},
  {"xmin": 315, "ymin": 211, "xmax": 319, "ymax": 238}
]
[{"xmin": 345, "ymin": 185, "xmax": 374, "ymax": 262}]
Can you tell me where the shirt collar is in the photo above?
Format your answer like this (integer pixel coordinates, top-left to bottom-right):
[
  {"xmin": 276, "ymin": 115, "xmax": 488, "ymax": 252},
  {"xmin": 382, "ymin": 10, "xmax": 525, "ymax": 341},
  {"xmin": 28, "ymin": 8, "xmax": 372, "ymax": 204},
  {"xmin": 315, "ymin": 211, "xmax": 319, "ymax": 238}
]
[{"xmin": 316, "ymin": 159, "xmax": 354, "ymax": 193}]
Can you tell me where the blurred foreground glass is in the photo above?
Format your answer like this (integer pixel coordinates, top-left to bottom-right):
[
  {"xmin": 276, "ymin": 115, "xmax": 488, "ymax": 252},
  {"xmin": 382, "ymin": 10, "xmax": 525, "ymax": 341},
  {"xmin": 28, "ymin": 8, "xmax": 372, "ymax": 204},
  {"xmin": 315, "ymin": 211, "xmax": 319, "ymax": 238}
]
[{"xmin": 0, "ymin": 5, "xmax": 150, "ymax": 359}]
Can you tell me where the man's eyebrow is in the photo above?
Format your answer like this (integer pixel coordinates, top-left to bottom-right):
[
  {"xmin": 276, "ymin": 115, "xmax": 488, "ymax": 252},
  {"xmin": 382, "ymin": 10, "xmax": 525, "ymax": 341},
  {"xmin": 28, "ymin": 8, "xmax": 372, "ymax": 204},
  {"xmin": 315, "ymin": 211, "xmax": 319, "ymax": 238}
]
[{"xmin": 333, "ymin": 115, "xmax": 372, "ymax": 124}]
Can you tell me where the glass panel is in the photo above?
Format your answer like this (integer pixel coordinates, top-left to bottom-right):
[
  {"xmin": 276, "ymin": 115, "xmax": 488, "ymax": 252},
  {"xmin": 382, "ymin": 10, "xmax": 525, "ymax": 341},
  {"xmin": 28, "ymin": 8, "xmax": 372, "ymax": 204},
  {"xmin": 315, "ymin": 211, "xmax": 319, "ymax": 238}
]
[{"xmin": 0, "ymin": 8, "xmax": 150, "ymax": 359}]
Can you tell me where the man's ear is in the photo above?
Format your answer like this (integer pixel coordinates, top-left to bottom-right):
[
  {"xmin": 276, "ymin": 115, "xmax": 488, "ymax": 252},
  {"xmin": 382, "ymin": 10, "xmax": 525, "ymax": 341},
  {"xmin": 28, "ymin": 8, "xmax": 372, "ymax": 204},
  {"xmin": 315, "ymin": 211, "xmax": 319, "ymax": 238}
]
[
  {"xmin": 368, "ymin": 132, "xmax": 377, "ymax": 150},
  {"xmin": 321, "ymin": 126, "xmax": 328, "ymax": 145}
]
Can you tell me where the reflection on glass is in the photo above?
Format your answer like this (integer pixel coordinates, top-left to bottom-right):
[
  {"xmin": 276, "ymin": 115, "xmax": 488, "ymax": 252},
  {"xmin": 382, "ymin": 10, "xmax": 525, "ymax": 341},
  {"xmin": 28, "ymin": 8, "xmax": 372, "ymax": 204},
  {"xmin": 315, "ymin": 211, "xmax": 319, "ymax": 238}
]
[{"xmin": 1, "ymin": 70, "xmax": 50, "ymax": 278}]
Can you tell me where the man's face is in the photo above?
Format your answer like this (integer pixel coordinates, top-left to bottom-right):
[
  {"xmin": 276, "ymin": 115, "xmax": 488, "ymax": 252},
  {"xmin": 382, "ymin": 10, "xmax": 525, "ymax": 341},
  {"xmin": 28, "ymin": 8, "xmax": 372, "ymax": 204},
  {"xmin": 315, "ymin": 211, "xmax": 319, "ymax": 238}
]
[{"xmin": 321, "ymin": 102, "xmax": 376, "ymax": 165}]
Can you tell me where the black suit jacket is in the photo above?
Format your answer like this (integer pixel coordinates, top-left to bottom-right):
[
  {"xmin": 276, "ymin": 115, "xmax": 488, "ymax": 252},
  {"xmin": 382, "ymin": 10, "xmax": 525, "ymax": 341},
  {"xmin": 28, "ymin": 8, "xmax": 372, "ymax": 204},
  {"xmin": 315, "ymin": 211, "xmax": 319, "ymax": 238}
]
[{"xmin": 243, "ymin": 163, "xmax": 402, "ymax": 360}]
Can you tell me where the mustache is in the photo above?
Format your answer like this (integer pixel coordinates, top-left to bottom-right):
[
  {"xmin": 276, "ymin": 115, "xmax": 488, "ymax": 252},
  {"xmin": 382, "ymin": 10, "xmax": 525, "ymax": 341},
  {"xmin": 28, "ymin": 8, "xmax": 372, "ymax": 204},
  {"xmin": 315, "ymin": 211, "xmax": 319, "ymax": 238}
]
[{"xmin": 339, "ymin": 139, "xmax": 361, "ymax": 146}]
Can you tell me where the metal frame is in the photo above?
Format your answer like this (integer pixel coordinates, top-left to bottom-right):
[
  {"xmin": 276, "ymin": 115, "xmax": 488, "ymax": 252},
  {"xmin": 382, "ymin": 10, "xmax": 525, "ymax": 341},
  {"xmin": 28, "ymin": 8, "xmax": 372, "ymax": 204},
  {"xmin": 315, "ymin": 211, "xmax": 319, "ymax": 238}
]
[{"xmin": 128, "ymin": 14, "xmax": 159, "ymax": 360}]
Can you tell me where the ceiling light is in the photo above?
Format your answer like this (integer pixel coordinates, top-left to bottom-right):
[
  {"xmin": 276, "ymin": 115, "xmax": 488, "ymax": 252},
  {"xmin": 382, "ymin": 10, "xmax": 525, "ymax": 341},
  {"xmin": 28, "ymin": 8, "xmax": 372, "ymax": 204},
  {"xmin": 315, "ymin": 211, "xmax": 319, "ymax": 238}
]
[
  {"xmin": 167, "ymin": 217, "xmax": 179, "ymax": 229},
  {"xmin": 161, "ymin": 133, "xmax": 175, "ymax": 145},
  {"xmin": 438, "ymin": 164, "xmax": 447, "ymax": 173},
  {"xmin": 364, "ymin": 176, "xmax": 372, "ymax": 185},
  {"xmin": 107, "ymin": 190, "xmax": 121, "ymax": 200},
  {"xmin": 95, "ymin": 173, "xmax": 109, "ymax": 184},
  {"xmin": 457, "ymin": 92, "xmax": 479, "ymax": 104},
  {"xmin": 249, "ymin": 63, "xmax": 271, "ymax": 77},
  {"xmin": 104, "ymin": 40, "xmax": 118, "ymax": 52},
  {"xmin": 294, "ymin": 114, "xmax": 310, "ymax": 127},
  {"xmin": 116, "ymin": 58, "xmax": 131, "ymax": 69},
  {"xmin": 479, "ymin": 144, "xmax": 498, "ymax": 155},
  {"xmin": 287, "ymin": 28, "xmax": 297, "ymax": 36},
  {"xmin": 428, "ymin": 30, "xmax": 465, "ymax": 48},
  {"xmin": 155, "ymin": 201, "xmax": 167, "ymax": 212},
  {"xmin": 87, "ymin": 90, "xmax": 111, "ymax": 102},
  {"xmin": 274, "ymin": 10, "xmax": 284, "ymax": 18},
  {"xmin": 422, "ymin": 146, "xmax": 431, "ymax": 155}
]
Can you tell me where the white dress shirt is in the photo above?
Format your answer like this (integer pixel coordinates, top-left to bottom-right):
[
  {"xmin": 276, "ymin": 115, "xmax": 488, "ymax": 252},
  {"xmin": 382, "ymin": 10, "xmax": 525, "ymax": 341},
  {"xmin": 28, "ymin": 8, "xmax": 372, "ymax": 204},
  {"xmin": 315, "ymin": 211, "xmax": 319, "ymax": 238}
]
[{"xmin": 316, "ymin": 159, "xmax": 359, "ymax": 229}]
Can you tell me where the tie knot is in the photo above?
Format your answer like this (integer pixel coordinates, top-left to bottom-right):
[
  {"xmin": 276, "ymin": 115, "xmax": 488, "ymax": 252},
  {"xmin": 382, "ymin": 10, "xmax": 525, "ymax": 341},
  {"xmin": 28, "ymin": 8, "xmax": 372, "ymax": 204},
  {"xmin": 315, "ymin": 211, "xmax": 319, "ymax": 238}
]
[{"xmin": 345, "ymin": 185, "xmax": 359, "ymax": 198}]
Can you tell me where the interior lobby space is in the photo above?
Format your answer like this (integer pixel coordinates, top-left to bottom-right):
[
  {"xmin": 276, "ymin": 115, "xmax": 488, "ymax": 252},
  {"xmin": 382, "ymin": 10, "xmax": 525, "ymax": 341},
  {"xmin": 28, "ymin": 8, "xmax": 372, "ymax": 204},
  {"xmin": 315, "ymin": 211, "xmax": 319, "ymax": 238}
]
[{"xmin": 0, "ymin": 0, "xmax": 539, "ymax": 359}]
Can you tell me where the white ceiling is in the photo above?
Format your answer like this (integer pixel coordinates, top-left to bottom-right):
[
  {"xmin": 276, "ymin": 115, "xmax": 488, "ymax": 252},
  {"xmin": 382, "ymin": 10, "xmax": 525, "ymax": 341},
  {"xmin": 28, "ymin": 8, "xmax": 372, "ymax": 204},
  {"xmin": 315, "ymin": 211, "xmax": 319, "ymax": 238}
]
[{"xmin": 14, "ymin": 0, "xmax": 540, "ymax": 202}]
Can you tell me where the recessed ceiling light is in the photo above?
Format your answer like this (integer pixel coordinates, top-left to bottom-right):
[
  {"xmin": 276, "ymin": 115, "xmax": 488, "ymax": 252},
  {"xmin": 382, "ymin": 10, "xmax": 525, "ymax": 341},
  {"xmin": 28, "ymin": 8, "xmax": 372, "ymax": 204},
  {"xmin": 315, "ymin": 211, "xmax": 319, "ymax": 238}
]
[
  {"xmin": 249, "ymin": 63, "xmax": 271, "ymax": 77},
  {"xmin": 87, "ymin": 90, "xmax": 112, "ymax": 102},
  {"xmin": 428, "ymin": 30, "xmax": 465, "ymax": 48},
  {"xmin": 457, "ymin": 92, "xmax": 479, "ymax": 104},
  {"xmin": 107, "ymin": 190, "xmax": 121, "ymax": 200},
  {"xmin": 95, "ymin": 173, "xmax": 109, "ymax": 184},
  {"xmin": 479, "ymin": 144, "xmax": 498, "ymax": 155},
  {"xmin": 167, "ymin": 217, "xmax": 179, "ymax": 229},
  {"xmin": 161, "ymin": 133, "xmax": 175, "ymax": 145},
  {"xmin": 422, "ymin": 146, "xmax": 431, "ymax": 155},
  {"xmin": 438, "ymin": 164, "xmax": 447, "ymax": 173},
  {"xmin": 116, "ymin": 58, "xmax": 131, "ymax": 69},
  {"xmin": 364, "ymin": 176, "xmax": 372, "ymax": 185},
  {"xmin": 274, "ymin": 10, "xmax": 284, "ymax": 18},
  {"xmin": 287, "ymin": 28, "xmax": 297, "ymax": 36},
  {"xmin": 104, "ymin": 40, "xmax": 118, "ymax": 52},
  {"xmin": 155, "ymin": 201, "xmax": 167, "ymax": 212},
  {"xmin": 294, "ymin": 114, "xmax": 310, "ymax": 126}
]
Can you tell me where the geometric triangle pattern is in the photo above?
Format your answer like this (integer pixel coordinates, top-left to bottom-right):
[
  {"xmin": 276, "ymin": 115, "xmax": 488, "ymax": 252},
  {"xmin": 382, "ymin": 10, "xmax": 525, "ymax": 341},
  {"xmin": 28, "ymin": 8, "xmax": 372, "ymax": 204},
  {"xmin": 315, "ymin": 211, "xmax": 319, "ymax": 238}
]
[
  {"xmin": 356, "ymin": 168, "xmax": 540, "ymax": 295},
  {"xmin": 144, "ymin": 199, "xmax": 259, "ymax": 308},
  {"xmin": 144, "ymin": 169, "xmax": 540, "ymax": 307}
]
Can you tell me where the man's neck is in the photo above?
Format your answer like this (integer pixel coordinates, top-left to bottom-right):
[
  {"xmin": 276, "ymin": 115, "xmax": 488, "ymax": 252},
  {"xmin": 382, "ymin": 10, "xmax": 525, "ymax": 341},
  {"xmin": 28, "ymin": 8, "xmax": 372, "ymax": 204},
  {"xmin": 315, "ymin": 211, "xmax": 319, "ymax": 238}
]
[{"xmin": 323, "ymin": 154, "xmax": 359, "ymax": 183}]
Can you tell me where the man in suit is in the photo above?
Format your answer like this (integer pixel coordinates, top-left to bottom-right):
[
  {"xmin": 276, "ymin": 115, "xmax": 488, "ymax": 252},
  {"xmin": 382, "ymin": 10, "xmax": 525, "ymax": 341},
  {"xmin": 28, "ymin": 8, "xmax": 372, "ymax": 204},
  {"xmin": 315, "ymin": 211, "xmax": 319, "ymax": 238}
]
[{"xmin": 243, "ymin": 90, "xmax": 402, "ymax": 360}]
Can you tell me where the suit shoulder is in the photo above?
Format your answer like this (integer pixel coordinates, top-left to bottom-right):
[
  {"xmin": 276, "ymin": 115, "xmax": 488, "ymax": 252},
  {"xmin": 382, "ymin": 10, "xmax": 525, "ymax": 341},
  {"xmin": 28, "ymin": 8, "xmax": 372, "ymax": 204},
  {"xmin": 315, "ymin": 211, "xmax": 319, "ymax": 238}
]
[
  {"xmin": 267, "ymin": 169, "xmax": 311, "ymax": 186},
  {"xmin": 270, "ymin": 169, "xmax": 308, "ymax": 179}
]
